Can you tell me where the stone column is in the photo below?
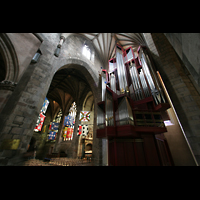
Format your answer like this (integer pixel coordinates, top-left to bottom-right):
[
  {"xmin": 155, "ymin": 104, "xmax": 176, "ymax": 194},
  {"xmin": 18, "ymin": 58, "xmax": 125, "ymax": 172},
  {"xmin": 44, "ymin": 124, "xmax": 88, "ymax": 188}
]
[
  {"xmin": 0, "ymin": 39, "xmax": 56, "ymax": 165},
  {"xmin": 81, "ymin": 138, "xmax": 85, "ymax": 158},
  {"xmin": 53, "ymin": 114, "xmax": 65, "ymax": 153},
  {"xmin": 68, "ymin": 104, "xmax": 81, "ymax": 158}
]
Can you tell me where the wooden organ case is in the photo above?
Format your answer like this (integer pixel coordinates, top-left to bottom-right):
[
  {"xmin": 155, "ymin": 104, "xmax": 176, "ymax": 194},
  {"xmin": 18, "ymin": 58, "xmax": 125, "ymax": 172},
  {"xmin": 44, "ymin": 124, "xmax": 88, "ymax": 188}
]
[{"xmin": 97, "ymin": 45, "xmax": 173, "ymax": 166}]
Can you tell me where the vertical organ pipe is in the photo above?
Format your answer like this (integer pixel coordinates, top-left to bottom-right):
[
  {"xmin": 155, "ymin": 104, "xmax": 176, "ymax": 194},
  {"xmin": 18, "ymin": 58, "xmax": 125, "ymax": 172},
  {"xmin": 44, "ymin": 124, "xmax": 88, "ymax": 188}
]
[
  {"xmin": 116, "ymin": 48, "xmax": 128, "ymax": 94},
  {"xmin": 105, "ymin": 91, "xmax": 114, "ymax": 126},
  {"xmin": 124, "ymin": 48, "xmax": 134, "ymax": 63},
  {"xmin": 116, "ymin": 97, "xmax": 134, "ymax": 126},
  {"xmin": 101, "ymin": 71, "xmax": 107, "ymax": 101},
  {"xmin": 139, "ymin": 68, "xmax": 151, "ymax": 98},
  {"xmin": 97, "ymin": 106, "xmax": 104, "ymax": 129},
  {"xmin": 110, "ymin": 73, "xmax": 116, "ymax": 93},
  {"xmin": 129, "ymin": 62, "xmax": 144, "ymax": 100},
  {"xmin": 142, "ymin": 50, "xmax": 166, "ymax": 103},
  {"xmin": 139, "ymin": 50, "xmax": 160, "ymax": 104}
]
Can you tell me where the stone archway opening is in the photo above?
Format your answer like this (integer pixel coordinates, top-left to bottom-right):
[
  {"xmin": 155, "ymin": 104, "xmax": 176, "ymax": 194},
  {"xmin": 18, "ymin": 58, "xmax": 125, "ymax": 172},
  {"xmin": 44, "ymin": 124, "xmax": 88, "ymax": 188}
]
[{"xmin": 31, "ymin": 62, "xmax": 98, "ymax": 163}]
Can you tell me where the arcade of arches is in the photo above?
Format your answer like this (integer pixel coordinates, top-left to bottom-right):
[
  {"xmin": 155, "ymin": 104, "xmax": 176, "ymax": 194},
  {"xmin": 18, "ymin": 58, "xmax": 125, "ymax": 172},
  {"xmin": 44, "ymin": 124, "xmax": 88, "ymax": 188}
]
[{"xmin": 0, "ymin": 33, "xmax": 200, "ymax": 166}]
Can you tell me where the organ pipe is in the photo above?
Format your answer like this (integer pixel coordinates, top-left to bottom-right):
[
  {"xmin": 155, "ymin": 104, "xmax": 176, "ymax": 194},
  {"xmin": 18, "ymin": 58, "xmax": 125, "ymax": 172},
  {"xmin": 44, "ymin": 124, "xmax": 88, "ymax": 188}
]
[
  {"xmin": 105, "ymin": 90, "xmax": 114, "ymax": 126},
  {"xmin": 116, "ymin": 97, "xmax": 134, "ymax": 126},
  {"xmin": 98, "ymin": 44, "xmax": 168, "ymax": 132},
  {"xmin": 138, "ymin": 47, "xmax": 166, "ymax": 104},
  {"xmin": 110, "ymin": 73, "xmax": 116, "ymax": 93},
  {"xmin": 101, "ymin": 71, "xmax": 107, "ymax": 101},
  {"xmin": 116, "ymin": 47, "xmax": 128, "ymax": 94},
  {"xmin": 124, "ymin": 48, "xmax": 134, "ymax": 63},
  {"xmin": 97, "ymin": 106, "xmax": 105, "ymax": 129},
  {"xmin": 129, "ymin": 61, "xmax": 144, "ymax": 101}
]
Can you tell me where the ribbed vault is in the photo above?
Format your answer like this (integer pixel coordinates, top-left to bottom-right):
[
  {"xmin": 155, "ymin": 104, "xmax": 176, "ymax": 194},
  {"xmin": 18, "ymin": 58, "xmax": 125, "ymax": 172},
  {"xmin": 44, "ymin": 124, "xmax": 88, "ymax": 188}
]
[
  {"xmin": 47, "ymin": 66, "xmax": 92, "ymax": 111},
  {"xmin": 61, "ymin": 33, "xmax": 146, "ymax": 67}
]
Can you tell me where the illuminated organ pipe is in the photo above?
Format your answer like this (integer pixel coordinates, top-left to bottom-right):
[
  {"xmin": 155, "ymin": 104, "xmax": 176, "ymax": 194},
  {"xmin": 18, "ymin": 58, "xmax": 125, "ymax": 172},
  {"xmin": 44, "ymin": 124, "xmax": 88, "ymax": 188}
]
[
  {"xmin": 138, "ymin": 67, "xmax": 151, "ymax": 98},
  {"xmin": 105, "ymin": 90, "xmax": 114, "ymax": 126},
  {"xmin": 138, "ymin": 47, "xmax": 166, "ymax": 104},
  {"xmin": 106, "ymin": 45, "xmax": 167, "ymax": 108},
  {"xmin": 144, "ymin": 50, "xmax": 166, "ymax": 103},
  {"xmin": 116, "ymin": 46, "xmax": 128, "ymax": 94},
  {"xmin": 116, "ymin": 96, "xmax": 134, "ymax": 126},
  {"xmin": 124, "ymin": 48, "xmax": 134, "ymax": 63},
  {"xmin": 101, "ymin": 70, "xmax": 107, "ymax": 101},
  {"xmin": 97, "ymin": 106, "xmax": 105, "ymax": 129},
  {"xmin": 129, "ymin": 61, "xmax": 144, "ymax": 101},
  {"xmin": 110, "ymin": 73, "xmax": 116, "ymax": 93},
  {"xmin": 108, "ymin": 58, "xmax": 117, "ymax": 72}
]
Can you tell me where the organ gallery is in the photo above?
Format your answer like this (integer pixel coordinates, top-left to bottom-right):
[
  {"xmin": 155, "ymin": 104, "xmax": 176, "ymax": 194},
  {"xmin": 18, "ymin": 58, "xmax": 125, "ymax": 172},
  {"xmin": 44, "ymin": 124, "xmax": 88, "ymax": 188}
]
[{"xmin": 97, "ymin": 44, "xmax": 174, "ymax": 165}]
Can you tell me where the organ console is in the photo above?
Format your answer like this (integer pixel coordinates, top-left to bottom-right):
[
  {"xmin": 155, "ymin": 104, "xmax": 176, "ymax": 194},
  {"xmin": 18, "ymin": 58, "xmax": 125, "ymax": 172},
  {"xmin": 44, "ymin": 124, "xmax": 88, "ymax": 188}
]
[{"xmin": 97, "ymin": 44, "xmax": 172, "ymax": 166}]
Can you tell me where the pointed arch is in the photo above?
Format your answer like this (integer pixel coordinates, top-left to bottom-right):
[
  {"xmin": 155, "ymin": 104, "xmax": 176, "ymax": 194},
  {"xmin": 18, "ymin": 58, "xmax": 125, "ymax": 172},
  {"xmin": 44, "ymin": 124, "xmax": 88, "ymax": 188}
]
[{"xmin": 0, "ymin": 33, "xmax": 19, "ymax": 83}]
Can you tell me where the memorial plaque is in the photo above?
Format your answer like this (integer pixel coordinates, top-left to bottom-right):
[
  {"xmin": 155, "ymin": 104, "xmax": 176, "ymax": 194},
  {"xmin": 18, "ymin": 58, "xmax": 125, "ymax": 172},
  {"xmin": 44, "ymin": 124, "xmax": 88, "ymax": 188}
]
[{"xmin": 0, "ymin": 139, "xmax": 20, "ymax": 150}]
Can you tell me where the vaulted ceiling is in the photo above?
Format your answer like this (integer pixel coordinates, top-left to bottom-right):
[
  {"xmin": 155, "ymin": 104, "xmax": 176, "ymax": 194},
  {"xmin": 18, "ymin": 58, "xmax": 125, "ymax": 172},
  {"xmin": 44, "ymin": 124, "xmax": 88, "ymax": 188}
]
[
  {"xmin": 47, "ymin": 67, "xmax": 93, "ymax": 112},
  {"xmin": 62, "ymin": 33, "xmax": 146, "ymax": 67}
]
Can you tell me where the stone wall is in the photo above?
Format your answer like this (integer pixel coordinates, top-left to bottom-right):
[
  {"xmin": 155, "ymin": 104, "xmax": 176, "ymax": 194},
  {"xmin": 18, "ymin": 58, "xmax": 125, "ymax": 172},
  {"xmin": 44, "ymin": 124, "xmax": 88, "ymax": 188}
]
[
  {"xmin": 164, "ymin": 33, "xmax": 200, "ymax": 88},
  {"xmin": 6, "ymin": 33, "xmax": 42, "ymax": 82},
  {"xmin": 143, "ymin": 33, "xmax": 200, "ymax": 165}
]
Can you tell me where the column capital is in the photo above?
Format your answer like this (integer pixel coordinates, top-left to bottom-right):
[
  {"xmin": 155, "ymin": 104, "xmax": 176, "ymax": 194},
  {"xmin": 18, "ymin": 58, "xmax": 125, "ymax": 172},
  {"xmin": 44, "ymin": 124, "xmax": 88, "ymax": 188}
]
[{"xmin": 0, "ymin": 80, "xmax": 17, "ymax": 91}]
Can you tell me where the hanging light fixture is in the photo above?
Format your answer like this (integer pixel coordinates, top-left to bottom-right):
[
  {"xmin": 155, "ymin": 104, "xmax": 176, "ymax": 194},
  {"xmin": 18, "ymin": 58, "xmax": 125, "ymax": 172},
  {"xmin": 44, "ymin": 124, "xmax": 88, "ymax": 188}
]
[
  {"xmin": 31, "ymin": 49, "xmax": 42, "ymax": 63},
  {"xmin": 54, "ymin": 35, "xmax": 66, "ymax": 57}
]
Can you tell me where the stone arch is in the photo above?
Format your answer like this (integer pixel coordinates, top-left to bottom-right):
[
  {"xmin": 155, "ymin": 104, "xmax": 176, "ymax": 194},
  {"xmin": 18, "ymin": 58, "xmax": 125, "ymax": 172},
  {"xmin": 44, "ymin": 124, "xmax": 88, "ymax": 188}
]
[
  {"xmin": 54, "ymin": 58, "xmax": 98, "ymax": 125},
  {"xmin": 54, "ymin": 58, "xmax": 98, "ymax": 87},
  {"xmin": 47, "ymin": 58, "xmax": 100, "ymax": 164},
  {"xmin": 85, "ymin": 143, "xmax": 92, "ymax": 151},
  {"xmin": 0, "ymin": 34, "xmax": 20, "ymax": 112},
  {"xmin": 0, "ymin": 33, "xmax": 19, "ymax": 83},
  {"xmin": 83, "ymin": 91, "xmax": 94, "ymax": 111}
]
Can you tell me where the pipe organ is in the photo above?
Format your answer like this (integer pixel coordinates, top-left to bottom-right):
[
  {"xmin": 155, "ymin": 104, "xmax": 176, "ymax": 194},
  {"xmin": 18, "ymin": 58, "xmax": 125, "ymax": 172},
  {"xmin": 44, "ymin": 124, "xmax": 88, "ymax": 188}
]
[{"xmin": 97, "ymin": 45, "xmax": 173, "ymax": 166}]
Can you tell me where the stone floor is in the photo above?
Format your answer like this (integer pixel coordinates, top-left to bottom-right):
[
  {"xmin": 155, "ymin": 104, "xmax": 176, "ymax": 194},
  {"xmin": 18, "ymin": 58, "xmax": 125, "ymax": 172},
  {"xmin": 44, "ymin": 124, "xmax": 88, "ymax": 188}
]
[{"xmin": 23, "ymin": 157, "xmax": 94, "ymax": 166}]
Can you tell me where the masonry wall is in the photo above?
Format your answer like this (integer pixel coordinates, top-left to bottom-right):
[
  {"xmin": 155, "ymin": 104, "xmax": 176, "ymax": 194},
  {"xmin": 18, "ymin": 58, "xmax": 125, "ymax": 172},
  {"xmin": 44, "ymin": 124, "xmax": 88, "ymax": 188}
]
[
  {"xmin": 7, "ymin": 33, "xmax": 42, "ymax": 82},
  {"xmin": 143, "ymin": 33, "xmax": 200, "ymax": 165},
  {"xmin": 164, "ymin": 33, "xmax": 200, "ymax": 88}
]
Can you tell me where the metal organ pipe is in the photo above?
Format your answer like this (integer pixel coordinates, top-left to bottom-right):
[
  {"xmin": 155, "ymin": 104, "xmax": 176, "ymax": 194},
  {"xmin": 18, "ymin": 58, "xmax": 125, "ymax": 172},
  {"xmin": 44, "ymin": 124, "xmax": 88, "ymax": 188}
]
[
  {"xmin": 105, "ymin": 91, "xmax": 114, "ymax": 126},
  {"xmin": 116, "ymin": 48, "xmax": 128, "ymax": 94},
  {"xmin": 143, "ymin": 51, "xmax": 166, "ymax": 103},
  {"xmin": 97, "ymin": 106, "xmax": 104, "ymax": 129},
  {"xmin": 101, "ymin": 71, "xmax": 107, "ymax": 101},
  {"xmin": 116, "ymin": 97, "xmax": 134, "ymax": 126},
  {"xmin": 110, "ymin": 73, "xmax": 116, "ymax": 93},
  {"xmin": 139, "ymin": 68, "xmax": 151, "ymax": 98},
  {"xmin": 138, "ymin": 48, "xmax": 166, "ymax": 104},
  {"xmin": 129, "ymin": 62, "xmax": 144, "ymax": 101},
  {"xmin": 124, "ymin": 48, "xmax": 134, "ymax": 63}
]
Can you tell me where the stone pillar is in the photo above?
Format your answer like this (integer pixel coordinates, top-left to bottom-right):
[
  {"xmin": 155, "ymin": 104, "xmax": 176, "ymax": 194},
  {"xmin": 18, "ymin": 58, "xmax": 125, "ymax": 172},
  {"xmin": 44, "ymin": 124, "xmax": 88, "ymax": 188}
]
[
  {"xmin": 0, "ymin": 40, "xmax": 56, "ymax": 165},
  {"xmin": 68, "ymin": 104, "xmax": 81, "ymax": 158},
  {"xmin": 53, "ymin": 114, "xmax": 65, "ymax": 153},
  {"xmin": 102, "ymin": 138, "xmax": 108, "ymax": 166},
  {"xmin": 81, "ymin": 138, "xmax": 85, "ymax": 158},
  {"xmin": 0, "ymin": 81, "xmax": 17, "ymax": 112}
]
